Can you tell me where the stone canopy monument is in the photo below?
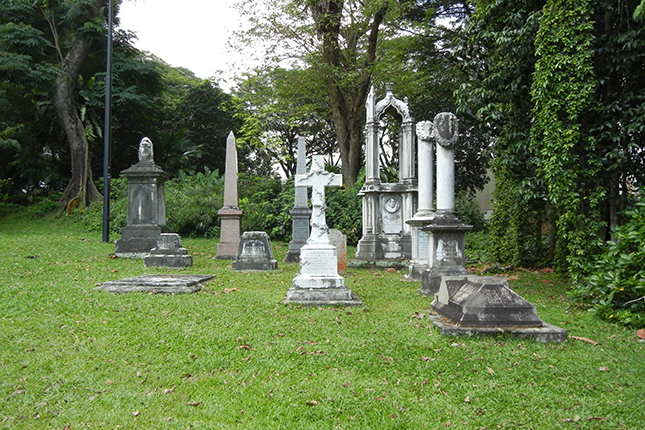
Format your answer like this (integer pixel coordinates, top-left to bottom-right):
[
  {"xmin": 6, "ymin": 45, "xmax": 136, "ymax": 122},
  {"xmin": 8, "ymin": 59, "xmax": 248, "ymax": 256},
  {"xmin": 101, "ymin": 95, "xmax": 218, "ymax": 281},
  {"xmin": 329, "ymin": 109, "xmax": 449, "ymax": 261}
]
[
  {"xmin": 284, "ymin": 155, "xmax": 362, "ymax": 306},
  {"xmin": 114, "ymin": 137, "xmax": 171, "ymax": 258},
  {"xmin": 356, "ymin": 84, "xmax": 418, "ymax": 261}
]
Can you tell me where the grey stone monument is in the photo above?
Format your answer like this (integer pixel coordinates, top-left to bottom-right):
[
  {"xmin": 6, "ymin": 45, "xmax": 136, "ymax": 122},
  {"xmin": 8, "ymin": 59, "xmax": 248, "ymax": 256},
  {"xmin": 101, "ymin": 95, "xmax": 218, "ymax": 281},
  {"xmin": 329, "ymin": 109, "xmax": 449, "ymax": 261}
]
[
  {"xmin": 285, "ymin": 137, "xmax": 312, "ymax": 262},
  {"xmin": 420, "ymin": 113, "xmax": 472, "ymax": 295},
  {"xmin": 356, "ymin": 84, "xmax": 418, "ymax": 261},
  {"xmin": 284, "ymin": 156, "xmax": 362, "ymax": 306},
  {"xmin": 216, "ymin": 132, "xmax": 243, "ymax": 259},
  {"xmin": 428, "ymin": 276, "xmax": 567, "ymax": 342},
  {"xmin": 144, "ymin": 233, "xmax": 193, "ymax": 268},
  {"xmin": 232, "ymin": 231, "xmax": 278, "ymax": 271},
  {"xmin": 115, "ymin": 137, "xmax": 171, "ymax": 258},
  {"xmin": 405, "ymin": 121, "xmax": 435, "ymax": 281}
]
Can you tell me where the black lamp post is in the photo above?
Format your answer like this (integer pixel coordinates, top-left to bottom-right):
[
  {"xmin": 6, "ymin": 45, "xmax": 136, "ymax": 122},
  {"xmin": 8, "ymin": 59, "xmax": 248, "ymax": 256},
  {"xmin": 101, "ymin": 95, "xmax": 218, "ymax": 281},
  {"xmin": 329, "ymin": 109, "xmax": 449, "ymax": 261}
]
[{"xmin": 102, "ymin": 0, "xmax": 113, "ymax": 243}]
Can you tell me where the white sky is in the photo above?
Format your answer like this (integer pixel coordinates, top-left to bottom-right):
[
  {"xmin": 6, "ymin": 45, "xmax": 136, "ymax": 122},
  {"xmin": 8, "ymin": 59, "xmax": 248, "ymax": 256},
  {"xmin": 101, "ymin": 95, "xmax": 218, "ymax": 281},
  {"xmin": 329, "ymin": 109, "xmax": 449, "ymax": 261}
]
[{"xmin": 118, "ymin": 0, "xmax": 246, "ymax": 88}]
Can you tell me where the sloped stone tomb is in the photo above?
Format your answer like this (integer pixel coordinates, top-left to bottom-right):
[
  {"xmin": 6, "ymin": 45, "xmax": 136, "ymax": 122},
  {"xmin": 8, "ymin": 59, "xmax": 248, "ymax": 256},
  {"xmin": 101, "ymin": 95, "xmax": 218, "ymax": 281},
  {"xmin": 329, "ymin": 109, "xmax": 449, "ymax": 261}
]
[{"xmin": 429, "ymin": 276, "xmax": 567, "ymax": 342}]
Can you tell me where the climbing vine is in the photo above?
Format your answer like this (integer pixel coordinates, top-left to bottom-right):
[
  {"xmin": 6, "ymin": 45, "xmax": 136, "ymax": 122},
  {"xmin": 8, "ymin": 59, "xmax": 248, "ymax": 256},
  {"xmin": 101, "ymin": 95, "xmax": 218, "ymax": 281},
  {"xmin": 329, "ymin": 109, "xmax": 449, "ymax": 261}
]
[{"xmin": 530, "ymin": 0, "xmax": 603, "ymax": 271}]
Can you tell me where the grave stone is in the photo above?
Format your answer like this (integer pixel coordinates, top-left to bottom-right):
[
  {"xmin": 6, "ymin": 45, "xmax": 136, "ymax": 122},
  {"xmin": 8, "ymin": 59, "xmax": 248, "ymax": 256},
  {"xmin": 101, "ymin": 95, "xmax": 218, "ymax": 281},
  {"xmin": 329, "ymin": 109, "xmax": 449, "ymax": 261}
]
[
  {"xmin": 144, "ymin": 233, "xmax": 192, "ymax": 268},
  {"xmin": 216, "ymin": 132, "xmax": 243, "ymax": 259},
  {"xmin": 284, "ymin": 156, "xmax": 361, "ymax": 306},
  {"xmin": 285, "ymin": 137, "xmax": 312, "ymax": 262},
  {"xmin": 232, "ymin": 231, "xmax": 278, "ymax": 271},
  {"xmin": 406, "ymin": 120, "xmax": 436, "ymax": 281},
  {"xmin": 356, "ymin": 84, "xmax": 417, "ymax": 261},
  {"xmin": 96, "ymin": 274, "xmax": 215, "ymax": 294},
  {"xmin": 328, "ymin": 228, "xmax": 347, "ymax": 273},
  {"xmin": 419, "ymin": 113, "xmax": 472, "ymax": 295},
  {"xmin": 115, "ymin": 137, "xmax": 171, "ymax": 258},
  {"xmin": 428, "ymin": 276, "xmax": 567, "ymax": 342}
]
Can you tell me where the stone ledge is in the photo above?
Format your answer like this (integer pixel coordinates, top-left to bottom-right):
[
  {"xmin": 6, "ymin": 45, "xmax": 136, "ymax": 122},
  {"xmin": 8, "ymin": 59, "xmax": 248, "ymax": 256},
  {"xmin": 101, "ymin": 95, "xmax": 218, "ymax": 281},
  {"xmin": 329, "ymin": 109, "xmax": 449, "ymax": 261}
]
[
  {"xmin": 95, "ymin": 274, "xmax": 215, "ymax": 294},
  {"xmin": 428, "ymin": 314, "xmax": 567, "ymax": 343}
]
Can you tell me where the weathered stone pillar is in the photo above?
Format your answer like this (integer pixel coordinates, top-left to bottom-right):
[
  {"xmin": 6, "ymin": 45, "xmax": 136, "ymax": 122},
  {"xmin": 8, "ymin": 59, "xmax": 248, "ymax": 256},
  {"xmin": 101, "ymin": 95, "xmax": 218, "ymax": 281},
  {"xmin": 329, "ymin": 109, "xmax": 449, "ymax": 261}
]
[
  {"xmin": 216, "ymin": 131, "xmax": 243, "ymax": 259},
  {"xmin": 406, "ymin": 121, "xmax": 435, "ymax": 280},
  {"xmin": 285, "ymin": 137, "xmax": 312, "ymax": 262},
  {"xmin": 420, "ymin": 113, "xmax": 472, "ymax": 295}
]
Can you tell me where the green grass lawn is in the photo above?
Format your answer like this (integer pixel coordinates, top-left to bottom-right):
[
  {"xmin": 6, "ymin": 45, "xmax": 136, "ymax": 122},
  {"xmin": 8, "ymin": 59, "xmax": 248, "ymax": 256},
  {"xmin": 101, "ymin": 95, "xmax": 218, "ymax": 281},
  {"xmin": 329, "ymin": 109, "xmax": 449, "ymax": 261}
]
[{"xmin": 1, "ymin": 211, "xmax": 643, "ymax": 429}]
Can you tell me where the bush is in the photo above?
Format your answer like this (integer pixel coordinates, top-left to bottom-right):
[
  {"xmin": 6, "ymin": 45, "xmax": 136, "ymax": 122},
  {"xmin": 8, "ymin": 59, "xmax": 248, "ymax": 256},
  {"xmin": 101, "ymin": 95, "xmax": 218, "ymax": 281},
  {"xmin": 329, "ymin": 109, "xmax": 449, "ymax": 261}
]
[
  {"xmin": 455, "ymin": 191, "xmax": 487, "ymax": 232},
  {"xmin": 326, "ymin": 176, "xmax": 363, "ymax": 246},
  {"xmin": 239, "ymin": 174, "xmax": 292, "ymax": 241},
  {"xmin": 570, "ymin": 202, "xmax": 645, "ymax": 327}
]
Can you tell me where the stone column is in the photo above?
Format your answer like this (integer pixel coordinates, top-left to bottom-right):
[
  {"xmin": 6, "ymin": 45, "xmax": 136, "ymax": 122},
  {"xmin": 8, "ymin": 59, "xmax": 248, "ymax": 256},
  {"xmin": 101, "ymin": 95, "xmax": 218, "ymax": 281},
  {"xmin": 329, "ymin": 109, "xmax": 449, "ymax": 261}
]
[
  {"xmin": 405, "ymin": 121, "xmax": 435, "ymax": 281},
  {"xmin": 285, "ymin": 137, "xmax": 312, "ymax": 262},
  {"xmin": 419, "ymin": 113, "xmax": 472, "ymax": 295},
  {"xmin": 216, "ymin": 132, "xmax": 243, "ymax": 259},
  {"xmin": 434, "ymin": 112, "xmax": 459, "ymax": 221}
]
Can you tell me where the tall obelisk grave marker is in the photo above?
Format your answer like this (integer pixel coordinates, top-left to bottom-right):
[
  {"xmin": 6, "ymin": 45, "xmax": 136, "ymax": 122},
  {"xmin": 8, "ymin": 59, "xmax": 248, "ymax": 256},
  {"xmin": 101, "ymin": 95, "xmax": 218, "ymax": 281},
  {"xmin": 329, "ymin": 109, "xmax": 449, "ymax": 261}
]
[
  {"xmin": 284, "ymin": 156, "xmax": 362, "ymax": 306},
  {"xmin": 216, "ymin": 132, "xmax": 243, "ymax": 259}
]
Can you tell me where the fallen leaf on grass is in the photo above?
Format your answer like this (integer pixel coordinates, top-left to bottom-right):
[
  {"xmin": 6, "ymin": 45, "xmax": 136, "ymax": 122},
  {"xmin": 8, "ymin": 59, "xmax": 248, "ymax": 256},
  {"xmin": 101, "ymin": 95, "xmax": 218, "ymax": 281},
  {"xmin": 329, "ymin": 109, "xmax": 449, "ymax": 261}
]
[
  {"xmin": 507, "ymin": 276, "xmax": 520, "ymax": 280},
  {"xmin": 599, "ymin": 366, "xmax": 610, "ymax": 372},
  {"xmin": 341, "ymin": 383, "xmax": 352, "ymax": 387},
  {"xmin": 105, "ymin": 380, "xmax": 114, "ymax": 385},
  {"xmin": 305, "ymin": 400, "xmax": 318, "ymax": 406},
  {"xmin": 187, "ymin": 402, "xmax": 202, "ymax": 406},
  {"xmin": 540, "ymin": 268, "xmax": 554, "ymax": 273},
  {"xmin": 413, "ymin": 312, "xmax": 426, "ymax": 319},
  {"xmin": 487, "ymin": 367, "xmax": 495, "ymax": 375},
  {"xmin": 636, "ymin": 329, "xmax": 645, "ymax": 339},
  {"xmin": 238, "ymin": 344, "xmax": 253, "ymax": 350},
  {"xmin": 464, "ymin": 396, "xmax": 471, "ymax": 403},
  {"xmin": 223, "ymin": 288, "xmax": 240, "ymax": 294},
  {"xmin": 164, "ymin": 386, "xmax": 177, "ymax": 394},
  {"xmin": 422, "ymin": 356, "xmax": 436, "ymax": 362},
  {"xmin": 570, "ymin": 336, "xmax": 599, "ymax": 345},
  {"xmin": 132, "ymin": 411, "xmax": 140, "ymax": 416},
  {"xmin": 540, "ymin": 280, "xmax": 554, "ymax": 284},
  {"xmin": 386, "ymin": 268, "xmax": 397, "ymax": 273}
]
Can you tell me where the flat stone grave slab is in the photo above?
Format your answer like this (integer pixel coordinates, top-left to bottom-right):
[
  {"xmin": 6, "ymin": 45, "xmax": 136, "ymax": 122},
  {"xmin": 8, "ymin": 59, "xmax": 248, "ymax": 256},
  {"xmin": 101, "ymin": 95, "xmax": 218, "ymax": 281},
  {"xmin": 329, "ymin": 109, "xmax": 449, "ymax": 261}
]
[{"xmin": 96, "ymin": 274, "xmax": 216, "ymax": 294}]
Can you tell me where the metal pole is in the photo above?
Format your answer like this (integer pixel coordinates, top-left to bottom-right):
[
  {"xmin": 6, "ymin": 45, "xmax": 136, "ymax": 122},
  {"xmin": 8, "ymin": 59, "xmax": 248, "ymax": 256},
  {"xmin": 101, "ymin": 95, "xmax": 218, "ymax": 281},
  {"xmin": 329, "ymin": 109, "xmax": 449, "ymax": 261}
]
[{"xmin": 102, "ymin": 0, "xmax": 113, "ymax": 243}]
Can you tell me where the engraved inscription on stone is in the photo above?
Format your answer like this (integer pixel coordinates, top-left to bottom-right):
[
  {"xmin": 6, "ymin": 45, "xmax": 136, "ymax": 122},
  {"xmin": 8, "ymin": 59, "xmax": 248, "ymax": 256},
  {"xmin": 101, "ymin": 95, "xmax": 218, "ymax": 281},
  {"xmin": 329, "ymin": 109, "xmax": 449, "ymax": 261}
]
[
  {"xmin": 436, "ymin": 239, "xmax": 461, "ymax": 262},
  {"xmin": 300, "ymin": 250, "xmax": 337, "ymax": 275},
  {"xmin": 418, "ymin": 230, "xmax": 429, "ymax": 257}
]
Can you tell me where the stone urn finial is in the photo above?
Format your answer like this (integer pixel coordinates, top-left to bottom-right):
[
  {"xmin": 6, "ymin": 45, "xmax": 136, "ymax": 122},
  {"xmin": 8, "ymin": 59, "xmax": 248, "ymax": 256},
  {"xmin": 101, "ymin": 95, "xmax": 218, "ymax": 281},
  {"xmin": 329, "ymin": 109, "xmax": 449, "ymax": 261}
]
[{"xmin": 138, "ymin": 137, "xmax": 154, "ymax": 164}]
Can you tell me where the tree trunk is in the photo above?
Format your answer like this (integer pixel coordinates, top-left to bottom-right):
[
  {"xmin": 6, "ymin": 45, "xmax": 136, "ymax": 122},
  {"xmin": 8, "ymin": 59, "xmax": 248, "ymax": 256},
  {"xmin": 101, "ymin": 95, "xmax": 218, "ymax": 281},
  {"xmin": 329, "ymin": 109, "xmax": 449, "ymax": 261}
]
[
  {"xmin": 55, "ymin": 0, "xmax": 105, "ymax": 209},
  {"xmin": 309, "ymin": 0, "xmax": 387, "ymax": 188}
]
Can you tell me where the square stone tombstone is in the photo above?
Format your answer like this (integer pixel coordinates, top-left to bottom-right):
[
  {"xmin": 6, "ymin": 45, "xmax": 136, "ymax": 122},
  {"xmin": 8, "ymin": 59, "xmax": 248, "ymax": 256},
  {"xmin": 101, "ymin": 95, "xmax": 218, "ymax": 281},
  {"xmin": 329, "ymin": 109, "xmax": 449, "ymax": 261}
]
[
  {"xmin": 231, "ymin": 231, "xmax": 277, "ymax": 271},
  {"xmin": 328, "ymin": 228, "xmax": 347, "ymax": 273}
]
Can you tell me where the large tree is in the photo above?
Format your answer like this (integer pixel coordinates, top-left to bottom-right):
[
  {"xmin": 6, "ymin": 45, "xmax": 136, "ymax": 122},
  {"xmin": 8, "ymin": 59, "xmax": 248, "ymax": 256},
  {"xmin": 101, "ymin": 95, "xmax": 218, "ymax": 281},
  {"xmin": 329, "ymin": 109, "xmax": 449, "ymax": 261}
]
[
  {"xmin": 233, "ymin": 0, "xmax": 404, "ymax": 188},
  {"xmin": 0, "ymin": 0, "xmax": 113, "ymax": 208}
]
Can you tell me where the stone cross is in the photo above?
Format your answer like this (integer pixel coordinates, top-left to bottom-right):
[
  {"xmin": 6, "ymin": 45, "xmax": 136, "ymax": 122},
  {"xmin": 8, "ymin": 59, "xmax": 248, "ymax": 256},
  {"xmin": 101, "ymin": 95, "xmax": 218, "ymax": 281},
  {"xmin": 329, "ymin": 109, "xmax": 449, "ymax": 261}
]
[{"xmin": 295, "ymin": 155, "xmax": 341, "ymax": 244}]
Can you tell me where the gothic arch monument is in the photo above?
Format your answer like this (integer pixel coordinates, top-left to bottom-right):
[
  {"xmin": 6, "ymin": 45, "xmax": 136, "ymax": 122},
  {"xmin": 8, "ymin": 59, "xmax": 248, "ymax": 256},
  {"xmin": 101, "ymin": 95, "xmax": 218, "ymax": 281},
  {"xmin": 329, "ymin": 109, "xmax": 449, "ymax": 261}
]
[{"xmin": 356, "ymin": 84, "xmax": 418, "ymax": 260}]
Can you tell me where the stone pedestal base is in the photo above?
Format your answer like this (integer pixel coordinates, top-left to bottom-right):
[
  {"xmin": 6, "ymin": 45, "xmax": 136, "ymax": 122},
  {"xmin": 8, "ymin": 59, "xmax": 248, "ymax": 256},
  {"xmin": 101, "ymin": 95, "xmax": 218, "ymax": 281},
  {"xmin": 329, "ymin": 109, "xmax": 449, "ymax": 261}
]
[
  {"xmin": 285, "ymin": 207, "xmax": 311, "ymax": 263},
  {"xmin": 356, "ymin": 234, "xmax": 411, "ymax": 260},
  {"xmin": 144, "ymin": 233, "xmax": 192, "ymax": 268},
  {"xmin": 115, "ymin": 225, "xmax": 170, "ymax": 258},
  {"xmin": 419, "ymin": 222, "xmax": 472, "ymax": 295},
  {"xmin": 216, "ymin": 207, "xmax": 243, "ymax": 259},
  {"xmin": 284, "ymin": 244, "xmax": 362, "ymax": 306}
]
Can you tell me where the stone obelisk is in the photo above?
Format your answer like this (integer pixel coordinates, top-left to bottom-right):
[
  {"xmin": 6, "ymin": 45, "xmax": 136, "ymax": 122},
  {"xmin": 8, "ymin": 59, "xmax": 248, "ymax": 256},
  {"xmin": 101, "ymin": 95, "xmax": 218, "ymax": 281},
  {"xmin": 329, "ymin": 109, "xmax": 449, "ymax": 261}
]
[{"xmin": 216, "ymin": 131, "xmax": 243, "ymax": 259}]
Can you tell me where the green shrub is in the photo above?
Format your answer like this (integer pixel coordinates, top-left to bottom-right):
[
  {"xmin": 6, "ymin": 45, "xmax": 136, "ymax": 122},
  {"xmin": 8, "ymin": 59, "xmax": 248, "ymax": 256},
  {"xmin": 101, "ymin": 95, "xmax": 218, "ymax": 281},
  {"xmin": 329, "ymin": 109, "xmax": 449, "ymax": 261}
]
[
  {"xmin": 239, "ymin": 174, "xmax": 291, "ymax": 241},
  {"xmin": 570, "ymin": 201, "xmax": 645, "ymax": 327},
  {"xmin": 455, "ymin": 191, "xmax": 487, "ymax": 232},
  {"xmin": 326, "ymin": 176, "xmax": 363, "ymax": 246}
]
